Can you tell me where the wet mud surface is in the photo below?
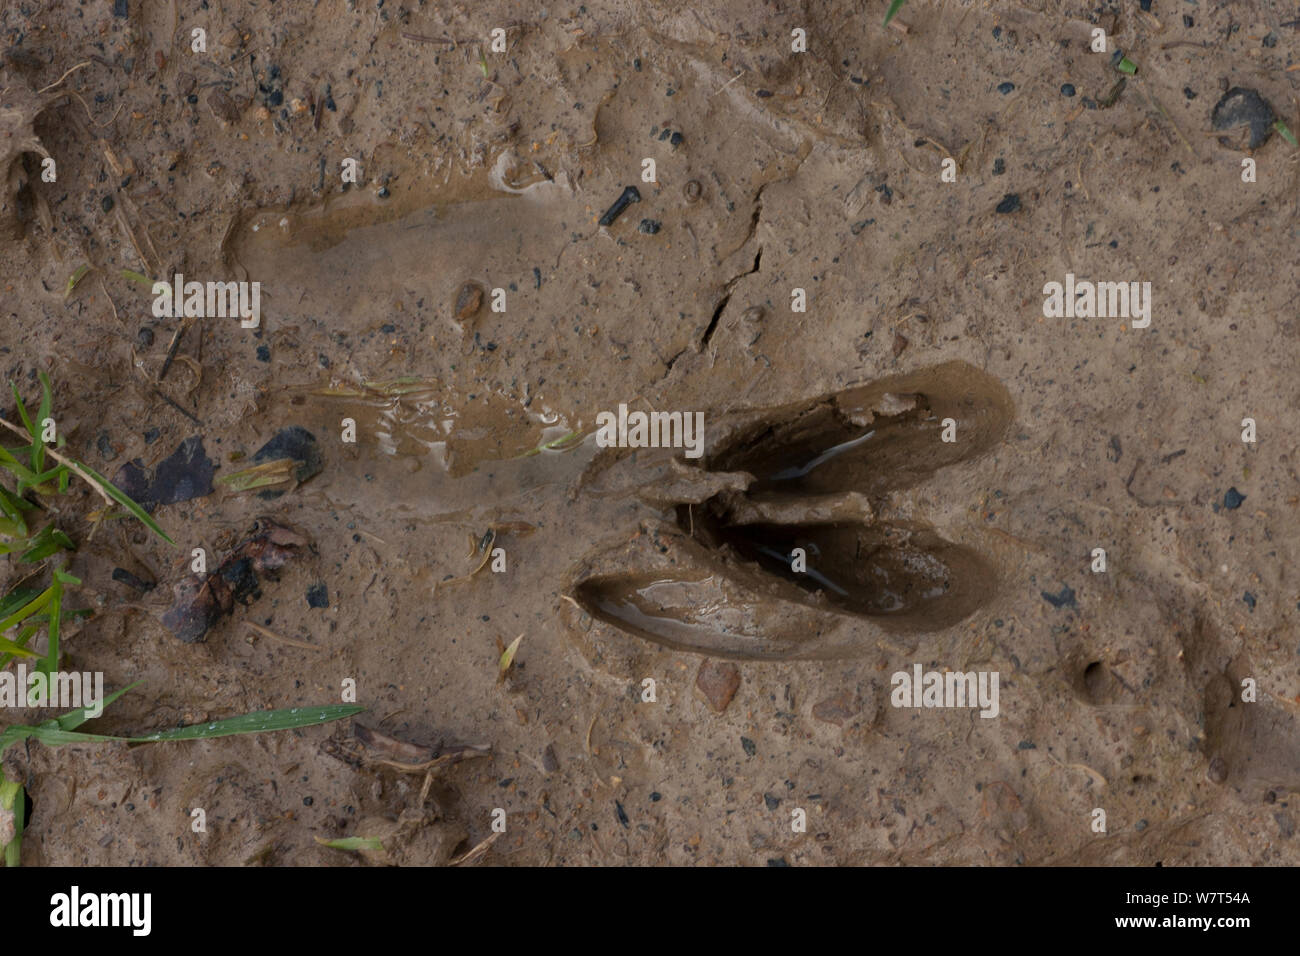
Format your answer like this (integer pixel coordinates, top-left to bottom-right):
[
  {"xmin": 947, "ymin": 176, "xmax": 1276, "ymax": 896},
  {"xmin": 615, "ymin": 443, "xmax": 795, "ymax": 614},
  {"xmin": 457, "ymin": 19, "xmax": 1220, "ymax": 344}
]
[{"xmin": 2, "ymin": 0, "xmax": 1300, "ymax": 865}]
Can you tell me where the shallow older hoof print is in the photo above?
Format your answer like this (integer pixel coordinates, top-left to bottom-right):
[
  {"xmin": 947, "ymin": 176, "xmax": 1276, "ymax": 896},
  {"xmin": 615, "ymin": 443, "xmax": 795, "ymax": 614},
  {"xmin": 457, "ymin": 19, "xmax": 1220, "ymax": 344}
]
[{"xmin": 569, "ymin": 361, "xmax": 1013, "ymax": 660}]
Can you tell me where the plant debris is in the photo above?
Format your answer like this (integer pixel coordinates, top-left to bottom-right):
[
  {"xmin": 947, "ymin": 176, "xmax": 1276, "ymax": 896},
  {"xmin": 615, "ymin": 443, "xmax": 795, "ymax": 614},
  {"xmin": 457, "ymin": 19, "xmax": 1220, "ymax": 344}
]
[{"xmin": 161, "ymin": 518, "xmax": 309, "ymax": 643}]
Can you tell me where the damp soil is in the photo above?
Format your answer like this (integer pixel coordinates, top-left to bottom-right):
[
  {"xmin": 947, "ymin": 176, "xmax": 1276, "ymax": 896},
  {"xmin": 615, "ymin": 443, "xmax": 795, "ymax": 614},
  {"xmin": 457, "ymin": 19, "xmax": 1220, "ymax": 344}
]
[{"xmin": 2, "ymin": 1, "xmax": 1299, "ymax": 866}]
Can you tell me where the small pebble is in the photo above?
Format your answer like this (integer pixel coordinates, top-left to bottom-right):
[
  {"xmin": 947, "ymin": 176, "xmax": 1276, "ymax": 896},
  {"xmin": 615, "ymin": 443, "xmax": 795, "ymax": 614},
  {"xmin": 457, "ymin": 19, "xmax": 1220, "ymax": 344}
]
[
  {"xmin": 542, "ymin": 744, "xmax": 560, "ymax": 773},
  {"xmin": 997, "ymin": 82, "xmax": 1015, "ymax": 95},
  {"xmin": 101, "ymin": 195, "xmax": 114, "ymax": 213},
  {"xmin": 992, "ymin": 157, "xmax": 1005, "ymax": 175},
  {"xmin": 995, "ymin": 193, "xmax": 1021, "ymax": 214},
  {"xmin": 1041, "ymin": 584, "xmax": 1076, "ymax": 608},
  {"xmin": 1223, "ymin": 487, "xmax": 1245, "ymax": 510},
  {"xmin": 306, "ymin": 583, "xmax": 329, "ymax": 608},
  {"xmin": 136, "ymin": 327, "xmax": 155, "ymax": 348},
  {"xmin": 763, "ymin": 793, "xmax": 780, "ymax": 810},
  {"xmin": 696, "ymin": 660, "xmax": 741, "ymax": 713},
  {"xmin": 740, "ymin": 736, "xmax": 756, "ymax": 757},
  {"xmin": 1060, "ymin": 83, "xmax": 1076, "ymax": 97},
  {"xmin": 638, "ymin": 219, "xmax": 661, "ymax": 234},
  {"xmin": 255, "ymin": 344, "xmax": 271, "ymax": 362},
  {"xmin": 683, "ymin": 180, "xmax": 702, "ymax": 203},
  {"xmin": 455, "ymin": 282, "xmax": 483, "ymax": 319},
  {"xmin": 669, "ymin": 131, "xmax": 684, "ymax": 147},
  {"xmin": 1243, "ymin": 591, "xmax": 1256, "ymax": 611},
  {"xmin": 1183, "ymin": 87, "xmax": 1197, "ymax": 100}
]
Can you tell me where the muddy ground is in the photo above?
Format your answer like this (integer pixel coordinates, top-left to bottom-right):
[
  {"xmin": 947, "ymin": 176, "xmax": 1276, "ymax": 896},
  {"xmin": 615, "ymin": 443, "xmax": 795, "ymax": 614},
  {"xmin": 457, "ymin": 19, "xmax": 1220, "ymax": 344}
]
[{"xmin": 2, "ymin": 0, "xmax": 1299, "ymax": 866}]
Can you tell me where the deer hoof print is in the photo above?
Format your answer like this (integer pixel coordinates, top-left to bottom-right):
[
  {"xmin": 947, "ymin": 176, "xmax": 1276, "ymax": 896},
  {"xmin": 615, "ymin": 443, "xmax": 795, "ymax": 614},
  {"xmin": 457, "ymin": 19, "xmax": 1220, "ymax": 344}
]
[{"xmin": 568, "ymin": 361, "xmax": 1015, "ymax": 661}]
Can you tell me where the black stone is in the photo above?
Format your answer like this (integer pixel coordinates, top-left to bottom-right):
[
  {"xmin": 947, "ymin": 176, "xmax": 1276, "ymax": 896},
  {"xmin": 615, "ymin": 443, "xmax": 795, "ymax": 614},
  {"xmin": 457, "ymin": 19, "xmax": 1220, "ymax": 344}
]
[
  {"xmin": 1041, "ymin": 585, "xmax": 1077, "ymax": 609},
  {"xmin": 1211, "ymin": 87, "xmax": 1277, "ymax": 150},
  {"xmin": 306, "ymin": 582, "xmax": 329, "ymax": 608},
  {"xmin": 252, "ymin": 425, "xmax": 324, "ymax": 499}
]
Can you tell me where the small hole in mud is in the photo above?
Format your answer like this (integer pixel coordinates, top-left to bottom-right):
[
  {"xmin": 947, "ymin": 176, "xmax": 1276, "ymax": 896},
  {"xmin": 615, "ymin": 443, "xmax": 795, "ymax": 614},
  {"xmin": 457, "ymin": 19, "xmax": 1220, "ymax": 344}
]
[{"xmin": 1082, "ymin": 660, "xmax": 1110, "ymax": 702}]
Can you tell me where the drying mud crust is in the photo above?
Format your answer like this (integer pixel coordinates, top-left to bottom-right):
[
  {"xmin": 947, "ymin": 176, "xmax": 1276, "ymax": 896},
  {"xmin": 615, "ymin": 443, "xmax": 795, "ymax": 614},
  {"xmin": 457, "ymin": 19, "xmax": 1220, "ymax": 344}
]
[{"xmin": 1, "ymin": 0, "xmax": 1298, "ymax": 870}]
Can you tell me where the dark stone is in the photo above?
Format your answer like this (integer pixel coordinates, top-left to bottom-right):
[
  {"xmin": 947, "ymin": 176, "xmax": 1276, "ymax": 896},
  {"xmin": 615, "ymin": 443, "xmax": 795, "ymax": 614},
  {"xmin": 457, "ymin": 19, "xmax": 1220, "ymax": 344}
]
[
  {"xmin": 1060, "ymin": 83, "xmax": 1076, "ymax": 97},
  {"xmin": 638, "ymin": 219, "xmax": 661, "ymax": 234},
  {"xmin": 251, "ymin": 426, "xmax": 323, "ymax": 499},
  {"xmin": 1223, "ymin": 487, "xmax": 1245, "ymax": 509},
  {"xmin": 1211, "ymin": 87, "xmax": 1277, "ymax": 150},
  {"xmin": 256, "ymin": 344, "xmax": 271, "ymax": 362},
  {"xmin": 220, "ymin": 557, "xmax": 259, "ymax": 605},
  {"xmin": 1041, "ymin": 584, "xmax": 1077, "ymax": 609},
  {"xmin": 136, "ymin": 326, "xmax": 154, "ymax": 348},
  {"xmin": 997, "ymin": 81, "xmax": 1015, "ymax": 95},
  {"xmin": 112, "ymin": 567, "xmax": 155, "ymax": 592},
  {"xmin": 151, "ymin": 436, "xmax": 215, "ymax": 506},
  {"xmin": 995, "ymin": 193, "xmax": 1021, "ymax": 214},
  {"xmin": 112, "ymin": 436, "xmax": 213, "ymax": 510},
  {"xmin": 306, "ymin": 582, "xmax": 329, "ymax": 608},
  {"xmin": 740, "ymin": 736, "xmax": 756, "ymax": 757}
]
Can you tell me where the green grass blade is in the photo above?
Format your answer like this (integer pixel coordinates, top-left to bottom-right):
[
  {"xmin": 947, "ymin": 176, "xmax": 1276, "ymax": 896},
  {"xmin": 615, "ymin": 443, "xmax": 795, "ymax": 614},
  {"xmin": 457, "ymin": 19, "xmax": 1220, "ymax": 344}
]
[
  {"xmin": 52, "ymin": 679, "xmax": 142, "ymax": 731},
  {"xmin": 9, "ymin": 382, "xmax": 35, "ymax": 439},
  {"xmin": 2, "ymin": 724, "xmax": 124, "ymax": 749},
  {"xmin": 19, "ymin": 525, "xmax": 75, "ymax": 563},
  {"xmin": 1, "ymin": 778, "xmax": 24, "ymax": 867},
  {"xmin": 130, "ymin": 704, "xmax": 364, "ymax": 742},
  {"xmin": 64, "ymin": 264, "xmax": 91, "ymax": 301},
  {"xmin": 0, "ymin": 586, "xmax": 53, "ymax": 634},
  {"xmin": 1275, "ymin": 119, "xmax": 1298, "ymax": 147},
  {"xmin": 33, "ymin": 574, "xmax": 62, "ymax": 698},
  {"xmin": 884, "ymin": 0, "xmax": 906, "ymax": 24},
  {"xmin": 33, "ymin": 372, "xmax": 53, "ymax": 474},
  {"xmin": 0, "ymin": 635, "xmax": 38, "ymax": 658},
  {"xmin": 315, "ymin": 835, "xmax": 383, "ymax": 851},
  {"xmin": 0, "ymin": 623, "xmax": 40, "ymax": 668},
  {"xmin": 0, "ymin": 587, "xmax": 41, "ymax": 620},
  {"xmin": 121, "ymin": 269, "xmax": 156, "ymax": 290},
  {"xmin": 75, "ymin": 462, "xmax": 173, "ymax": 544}
]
